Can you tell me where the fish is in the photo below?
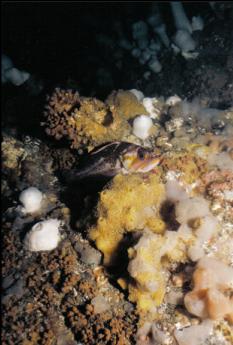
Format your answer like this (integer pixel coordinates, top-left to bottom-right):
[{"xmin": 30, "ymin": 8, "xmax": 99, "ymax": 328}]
[{"xmin": 63, "ymin": 141, "xmax": 162, "ymax": 182}]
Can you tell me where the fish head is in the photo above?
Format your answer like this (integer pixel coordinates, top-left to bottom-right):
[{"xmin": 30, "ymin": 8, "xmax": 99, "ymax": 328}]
[{"xmin": 119, "ymin": 145, "xmax": 162, "ymax": 173}]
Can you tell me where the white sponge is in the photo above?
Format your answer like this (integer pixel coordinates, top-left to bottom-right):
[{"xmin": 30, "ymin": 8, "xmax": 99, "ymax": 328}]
[
  {"xmin": 175, "ymin": 196, "xmax": 210, "ymax": 223},
  {"xmin": 2, "ymin": 54, "xmax": 30, "ymax": 86},
  {"xmin": 132, "ymin": 115, "xmax": 153, "ymax": 140},
  {"xmin": 24, "ymin": 219, "xmax": 62, "ymax": 252},
  {"xmin": 4, "ymin": 67, "xmax": 30, "ymax": 86},
  {"xmin": 173, "ymin": 29, "xmax": 196, "ymax": 53},
  {"xmin": 19, "ymin": 187, "xmax": 43, "ymax": 214}
]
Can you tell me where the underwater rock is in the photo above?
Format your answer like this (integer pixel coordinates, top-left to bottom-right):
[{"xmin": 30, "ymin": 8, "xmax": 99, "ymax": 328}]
[
  {"xmin": 91, "ymin": 295, "xmax": 110, "ymax": 314},
  {"xmin": 74, "ymin": 240, "xmax": 102, "ymax": 266}
]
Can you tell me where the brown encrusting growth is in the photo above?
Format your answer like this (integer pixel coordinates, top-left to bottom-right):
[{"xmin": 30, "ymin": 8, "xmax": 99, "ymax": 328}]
[
  {"xmin": 2, "ymin": 205, "xmax": 138, "ymax": 344},
  {"xmin": 43, "ymin": 88, "xmax": 148, "ymax": 152}
]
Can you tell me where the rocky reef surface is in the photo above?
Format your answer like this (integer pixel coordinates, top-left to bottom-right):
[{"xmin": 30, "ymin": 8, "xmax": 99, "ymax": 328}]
[{"xmin": 2, "ymin": 85, "xmax": 233, "ymax": 345}]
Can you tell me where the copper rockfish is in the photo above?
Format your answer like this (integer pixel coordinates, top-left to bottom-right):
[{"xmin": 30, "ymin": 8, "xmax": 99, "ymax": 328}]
[{"xmin": 66, "ymin": 142, "xmax": 162, "ymax": 181}]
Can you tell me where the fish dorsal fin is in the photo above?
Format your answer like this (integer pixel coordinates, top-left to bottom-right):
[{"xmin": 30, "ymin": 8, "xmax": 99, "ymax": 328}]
[{"xmin": 90, "ymin": 142, "xmax": 122, "ymax": 156}]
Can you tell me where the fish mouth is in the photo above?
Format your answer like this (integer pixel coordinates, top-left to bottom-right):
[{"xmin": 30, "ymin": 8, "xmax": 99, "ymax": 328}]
[
  {"xmin": 120, "ymin": 147, "xmax": 162, "ymax": 173},
  {"xmin": 122, "ymin": 156, "xmax": 161, "ymax": 173}
]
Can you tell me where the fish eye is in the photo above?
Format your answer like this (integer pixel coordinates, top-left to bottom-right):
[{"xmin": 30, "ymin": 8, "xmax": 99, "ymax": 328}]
[{"xmin": 137, "ymin": 148, "xmax": 146, "ymax": 160}]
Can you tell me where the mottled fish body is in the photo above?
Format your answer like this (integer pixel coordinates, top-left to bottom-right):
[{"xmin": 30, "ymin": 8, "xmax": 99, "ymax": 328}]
[{"xmin": 64, "ymin": 141, "xmax": 162, "ymax": 181}]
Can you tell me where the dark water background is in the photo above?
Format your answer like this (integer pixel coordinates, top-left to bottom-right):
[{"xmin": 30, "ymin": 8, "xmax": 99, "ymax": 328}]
[{"xmin": 2, "ymin": 2, "xmax": 211, "ymax": 97}]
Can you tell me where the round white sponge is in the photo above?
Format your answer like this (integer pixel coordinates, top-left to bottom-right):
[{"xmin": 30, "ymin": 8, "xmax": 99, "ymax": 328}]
[
  {"xmin": 132, "ymin": 115, "xmax": 153, "ymax": 140},
  {"xmin": 19, "ymin": 187, "xmax": 43, "ymax": 214},
  {"xmin": 24, "ymin": 219, "xmax": 62, "ymax": 252}
]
